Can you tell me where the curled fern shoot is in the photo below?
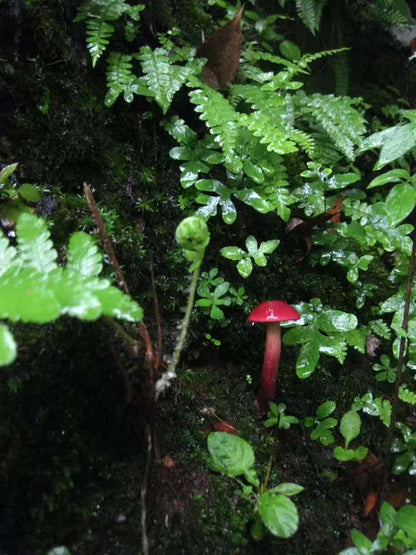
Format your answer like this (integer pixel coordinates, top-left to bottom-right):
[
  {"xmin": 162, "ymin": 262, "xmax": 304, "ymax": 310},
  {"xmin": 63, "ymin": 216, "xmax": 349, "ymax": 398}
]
[{"xmin": 155, "ymin": 217, "xmax": 210, "ymax": 397}]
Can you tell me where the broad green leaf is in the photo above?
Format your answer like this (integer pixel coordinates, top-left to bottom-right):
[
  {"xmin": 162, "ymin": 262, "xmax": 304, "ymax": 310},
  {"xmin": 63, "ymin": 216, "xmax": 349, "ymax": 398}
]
[
  {"xmin": 380, "ymin": 502, "xmax": 397, "ymax": 526},
  {"xmin": 339, "ymin": 410, "xmax": 361, "ymax": 448},
  {"xmin": 296, "ymin": 338, "xmax": 320, "ymax": 378},
  {"xmin": 208, "ymin": 432, "xmax": 259, "ymax": 486},
  {"xmin": 221, "ymin": 246, "xmax": 245, "ymax": 261},
  {"xmin": 67, "ymin": 232, "xmax": 103, "ymax": 277},
  {"xmin": 396, "ymin": 505, "xmax": 416, "ymax": 540},
  {"xmin": 237, "ymin": 257, "xmax": 253, "ymax": 278},
  {"xmin": 17, "ymin": 213, "xmax": 58, "ymax": 274},
  {"xmin": 385, "ymin": 183, "xmax": 416, "ymax": 226},
  {"xmin": 257, "ymin": 492, "xmax": 298, "ymax": 538},
  {"xmin": 17, "ymin": 184, "xmax": 41, "ymax": 202},
  {"xmin": 317, "ymin": 310, "xmax": 358, "ymax": 333},
  {"xmin": 246, "ymin": 235, "xmax": 258, "ymax": 253},
  {"xmin": 0, "ymin": 324, "xmax": 17, "ymax": 366},
  {"xmin": 267, "ymin": 483, "xmax": 304, "ymax": 496},
  {"xmin": 316, "ymin": 400, "xmax": 336, "ymax": 419},
  {"xmin": 0, "ymin": 163, "xmax": 18, "ymax": 184},
  {"xmin": 333, "ymin": 446, "xmax": 356, "ymax": 461},
  {"xmin": 361, "ymin": 122, "xmax": 416, "ymax": 170},
  {"xmin": 351, "ymin": 529, "xmax": 372, "ymax": 551},
  {"xmin": 279, "ymin": 40, "xmax": 301, "ymax": 61},
  {"xmin": 368, "ymin": 169, "xmax": 410, "ymax": 189}
]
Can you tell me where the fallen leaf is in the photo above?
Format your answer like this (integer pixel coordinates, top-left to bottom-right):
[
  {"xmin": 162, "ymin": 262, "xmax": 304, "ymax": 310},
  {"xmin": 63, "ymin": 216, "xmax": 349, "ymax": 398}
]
[
  {"xmin": 197, "ymin": 7, "xmax": 244, "ymax": 88},
  {"xmin": 214, "ymin": 421, "xmax": 239, "ymax": 435},
  {"xmin": 363, "ymin": 490, "xmax": 378, "ymax": 516}
]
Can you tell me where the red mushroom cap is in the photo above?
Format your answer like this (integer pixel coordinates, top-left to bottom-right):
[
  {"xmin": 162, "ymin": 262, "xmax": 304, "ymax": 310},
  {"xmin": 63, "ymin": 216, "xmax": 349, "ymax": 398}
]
[{"xmin": 248, "ymin": 301, "xmax": 300, "ymax": 323}]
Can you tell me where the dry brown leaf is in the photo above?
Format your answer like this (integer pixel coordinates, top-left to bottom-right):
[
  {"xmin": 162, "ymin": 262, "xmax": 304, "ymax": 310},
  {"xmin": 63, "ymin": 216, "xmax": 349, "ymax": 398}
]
[{"xmin": 197, "ymin": 7, "xmax": 244, "ymax": 88}]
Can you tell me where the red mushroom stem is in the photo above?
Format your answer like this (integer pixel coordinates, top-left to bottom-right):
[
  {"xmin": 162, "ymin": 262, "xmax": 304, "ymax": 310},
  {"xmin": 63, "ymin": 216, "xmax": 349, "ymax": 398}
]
[{"xmin": 257, "ymin": 321, "xmax": 282, "ymax": 413}]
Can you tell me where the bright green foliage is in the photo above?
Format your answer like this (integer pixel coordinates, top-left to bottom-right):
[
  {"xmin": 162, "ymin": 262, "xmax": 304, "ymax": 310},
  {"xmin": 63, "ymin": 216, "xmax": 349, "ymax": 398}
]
[
  {"xmin": 293, "ymin": 162, "xmax": 360, "ymax": 217},
  {"xmin": 282, "ymin": 298, "xmax": 358, "ymax": 378},
  {"xmin": 104, "ymin": 53, "xmax": 153, "ymax": 107},
  {"xmin": 221, "ymin": 235, "xmax": 279, "ymax": 278},
  {"xmin": 333, "ymin": 410, "xmax": 368, "ymax": 462},
  {"xmin": 360, "ymin": 110, "xmax": 416, "ymax": 169},
  {"xmin": 137, "ymin": 48, "xmax": 201, "ymax": 114},
  {"xmin": 297, "ymin": 93, "xmax": 366, "ymax": 160},
  {"xmin": 195, "ymin": 179, "xmax": 237, "ymax": 224},
  {"xmin": 339, "ymin": 501, "xmax": 416, "ymax": 554},
  {"xmin": 399, "ymin": 386, "xmax": 416, "ymax": 405},
  {"xmin": 392, "ymin": 423, "xmax": 416, "ymax": 475},
  {"xmin": 207, "ymin": 432, "xmax": 303, "ymax": 540},
  {"xmin": 208, "ymin": 432, "xmax": 259, "ymax": 487},
  {"xmin": 0, "ymin": 213, "xmax": 143, "ymax": 366},
  {"xmin": 189, "ymin": 84, "xmax": 242, "ymax": 172},
  {"xmin": 196, "ymin": 281, "xmax": 231, "ymax": 320},
  {"xmin": 304, "ymin": 400, "xmax": 337, "ymax": 446},
  {"xmin": 76, "ymin": 0, "xmax": 144, "ymax": 67},
  {"xmin": 294, "ymin": 0, "xmax": 328, "ymax": 35},
  {"xmin": 0, "ymin": 163, "xmax": 42, "ymax": 225},
  {"xmin": 352, "ymin": 393, "xmax": 392, "ymax": 427}
]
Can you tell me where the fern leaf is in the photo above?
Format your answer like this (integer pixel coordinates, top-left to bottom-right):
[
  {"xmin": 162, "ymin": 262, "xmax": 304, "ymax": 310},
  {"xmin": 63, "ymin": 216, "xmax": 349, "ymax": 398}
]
[
  {"xmin": 298, "ymin": 93, "xmax": 366, "ymax": 160},
  {"xmin": 85, "ymin": 19, "xmax": 115, "ymax": 67},
  {"xmin": 368, "ymin": 319, "xmax": 391, "ymax": 339},
  {"xmin": 399, "ymin": 385, "xmax": 416, "ymax": 405},
  {"xmin": 0, "ymin": 213, "xmax": 143, "ymax": 365},
  {"xmin": 16, "ymin": 213, "xmax": 57, "ymax": 274},
  {"xmin": 0, "ymin": 235, "xmax": 17, "ymax": 276},
  {"xmin": 295, "ymin": 0, "xmax": 328, "ymax": 35},
  {"xmin": 105, "ymin": 52, "xmax": 152, "ymax": 107},
  {"xmin": 67, "ymin": 232, "xmax": 102, "ymax": 278},
  {"xmin": 189, "ymin": 85, "xmax": 242, "ymax": 172},
  {"xmin": 137, "ymin": 47, "xmax": 196, "ymax": 114}
]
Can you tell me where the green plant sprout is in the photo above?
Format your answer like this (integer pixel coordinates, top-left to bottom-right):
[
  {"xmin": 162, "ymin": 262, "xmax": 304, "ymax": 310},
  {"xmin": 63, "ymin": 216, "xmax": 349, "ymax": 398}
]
[
  {"xmin": 265, "ymin": 402, "xmax": 299, "ymax": 430},
  {"xmin": 155, "ymin": 216, "xmax": 210, "ymax": 397},
  {"xmin": 0, "ymin": 212, "xmax": 143, "ymax": 366},
  {"xmin": 304, "ymin": 400, "xmax": 338, "ymax": 446},
  {"xmin": 207, "ymin": 432, "xmax": 303, "ymax": 541},
  {"xmin": 221, "ymin": 235, "xmax": 279, "ymax": 278},
  {"xmin": 333, "ymin": 410, "xmax": 368, "ymax": 462}
]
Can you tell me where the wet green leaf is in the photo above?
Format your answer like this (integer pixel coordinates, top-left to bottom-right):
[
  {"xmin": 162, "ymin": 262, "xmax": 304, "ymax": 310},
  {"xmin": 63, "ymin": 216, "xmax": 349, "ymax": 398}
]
[{"xmin": 257, "ymin": 492, "xmax": 298, "ymax": 538}]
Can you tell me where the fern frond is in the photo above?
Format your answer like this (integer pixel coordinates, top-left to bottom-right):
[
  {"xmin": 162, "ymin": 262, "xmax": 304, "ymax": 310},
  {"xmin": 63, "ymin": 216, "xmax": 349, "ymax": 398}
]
[
  {"xmin": 298, "ymin": 93, "xmax": 366, "ymax": 160},
  {"xmin": 105, "ymin": 52, "xmax": 152, "ymax": 107},
  {"xmin": 399, "ymin": 385, "xmax": 416, "ymax": 405},
  {"xmin": 189, "ymin": 85, "xmax": 242, "ymax": 172},
  {"xmin": 85, "ymin": 19, "xmax": 115, "ymax": 67},
  {"xmin": 67, "ymin": 233, "xmax": 102, "ymax": 278},
  {"xmin": 137, "ymin": 47, "xmax": 197, "ymax": 114},
  {"xmin": 295, "ymin": 0, "xmax": 328, "ymax": 35},
  {"xmin": 76, "ymin": 0, "xmax": 132, "ymax": 65},
  {"xmin": 0, "ymin": 213, "xmax": 143, "ymax": 366},
  {"xmin": 17, "ymin": 213, "xmax": 57, "ymax": 274},
  {"xmin": 368, "ymin": 319, "xmax": 391, "ymax": 339},
  {"xmin": 368, "ymin": 0, "xmax": 411, "ymax": 26}
]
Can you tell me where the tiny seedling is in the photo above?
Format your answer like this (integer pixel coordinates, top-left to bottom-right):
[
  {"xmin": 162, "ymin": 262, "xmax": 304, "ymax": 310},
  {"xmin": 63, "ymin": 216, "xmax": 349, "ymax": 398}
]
[
  {"xmin": 333, "ymin": 410, "xmax": 368, "ymax": 462},
  {"xmin": 304, "ymin": 400, "xmax": 338, "ymax": 446}
]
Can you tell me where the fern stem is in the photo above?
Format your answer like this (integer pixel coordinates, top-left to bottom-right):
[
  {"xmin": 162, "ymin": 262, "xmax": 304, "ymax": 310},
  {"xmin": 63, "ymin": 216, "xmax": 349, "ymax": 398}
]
[{"xmin": 155, "ymin": 263, "xmax": 200, "ymax": 398}]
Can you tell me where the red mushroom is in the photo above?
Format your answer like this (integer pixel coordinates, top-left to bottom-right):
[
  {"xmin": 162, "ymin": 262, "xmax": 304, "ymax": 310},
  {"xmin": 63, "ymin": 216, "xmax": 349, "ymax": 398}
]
[{"xmin": 248, "ymin": 301, "xmax": 300, "ymax": 415}]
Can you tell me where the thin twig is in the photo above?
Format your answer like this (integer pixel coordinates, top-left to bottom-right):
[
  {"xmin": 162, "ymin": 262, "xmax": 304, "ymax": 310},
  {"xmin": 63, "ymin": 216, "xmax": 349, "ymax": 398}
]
[
  {"xmin": 84, "ymin": 183, "xmax": 130, "ymax": 294},
  {"xmin": 382, "ymin": 235, "xmax": 416, "ymax": 493},
  {"xmin": 150, "ymin": 259, "xmax": 163, "ymax": 373},
  {"xmin": 141, "ymin": 424, "xmax": 152, "ymax": 555},
  {"xmin": 83, "ymin": 183, "xmax": 155, "ymax": 367}
]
